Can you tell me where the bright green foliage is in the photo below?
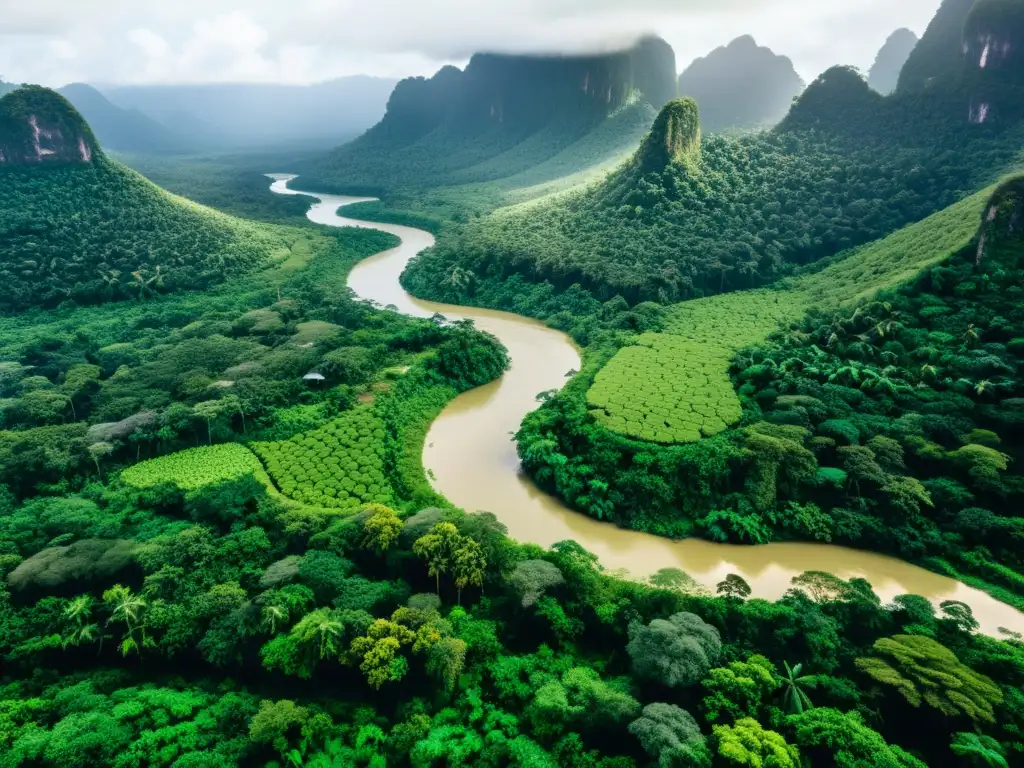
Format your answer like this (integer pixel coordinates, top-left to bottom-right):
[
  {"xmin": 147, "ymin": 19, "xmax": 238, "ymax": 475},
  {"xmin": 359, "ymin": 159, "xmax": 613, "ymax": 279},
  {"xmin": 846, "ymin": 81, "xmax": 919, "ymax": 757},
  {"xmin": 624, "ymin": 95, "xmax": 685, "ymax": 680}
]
[
  {"xmin": 701, "ymin": 655, "xmax": 779, "ymax": 723},
  {"xmin": 121, "ymin": 444, "xmax": 270, "ymax": 492},
  {"xmin": 347, "ymin": 619, "xmax": 416, "ymax": 689},
  {"xmin": 530, "ymin": 667, "xmax": 640, "ymax": 731},
  {"xmin": 855, "ymin": 635, "xmax": 1003, "ymax": 723},
  {"xmin": 629, "ymin": 703, "xmax": 711, "ymax": 768},
  {"xmin": 950, "ymin": 732, "xmax": 1008, "ymax": 768},
  {"xmin": 788, "ymin": 708, "xmax": 927, "ymax": 768},
  {"xmin": 588, "ymin": 294, "xmax": 801, "ymax": 443},
  {"xmin": 713, "ymin": 718, "xmax": 800, "ymax": 768},
  {"xmin": 252, "ymin": 407, "xmax": 395, "ymax": 509},
  {"xmin": 586, "ymin": 182, "xmax": 999, "ymax": 444},
  {"xmin": 248, "ymin": 699, "xmax": 309, "ymax": 755},
  {"xmin": 359, "ymin": 504, "xmax": 403, "ymax": 553}
]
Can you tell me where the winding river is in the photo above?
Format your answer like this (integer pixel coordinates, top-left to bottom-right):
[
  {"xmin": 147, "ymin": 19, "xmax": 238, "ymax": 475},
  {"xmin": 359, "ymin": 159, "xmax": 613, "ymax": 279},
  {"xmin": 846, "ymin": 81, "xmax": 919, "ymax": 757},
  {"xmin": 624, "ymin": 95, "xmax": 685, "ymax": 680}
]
[{"xmin": 268, "ymin": 174, "xmax": 1024, "ymax": 636}]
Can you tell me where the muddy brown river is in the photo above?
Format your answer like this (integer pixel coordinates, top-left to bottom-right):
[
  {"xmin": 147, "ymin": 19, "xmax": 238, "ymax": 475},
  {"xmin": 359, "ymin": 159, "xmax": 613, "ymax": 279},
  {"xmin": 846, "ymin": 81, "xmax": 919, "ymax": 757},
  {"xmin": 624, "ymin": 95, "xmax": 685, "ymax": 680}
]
[{"xmin": 269, "ymin": 174, "xmax": 1024, "ymax": 636}]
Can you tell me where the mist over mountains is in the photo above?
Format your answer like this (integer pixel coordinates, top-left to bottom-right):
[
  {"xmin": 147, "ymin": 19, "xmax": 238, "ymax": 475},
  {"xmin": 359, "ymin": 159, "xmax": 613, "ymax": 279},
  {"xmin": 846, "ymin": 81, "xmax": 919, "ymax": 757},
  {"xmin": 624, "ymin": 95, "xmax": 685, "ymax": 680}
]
[{"xmin": 677, "ymin": 36, "xmax": 805, "ymax": 133}]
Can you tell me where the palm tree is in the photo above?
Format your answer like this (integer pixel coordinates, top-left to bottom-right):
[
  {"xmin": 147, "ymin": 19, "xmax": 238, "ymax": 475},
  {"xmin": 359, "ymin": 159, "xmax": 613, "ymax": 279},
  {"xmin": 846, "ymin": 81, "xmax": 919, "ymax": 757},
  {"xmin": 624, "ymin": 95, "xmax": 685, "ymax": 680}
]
[
  {"xmin": 975, "ymin": 379, "xmax": 993, "ymax": 397},
  {"xmin": 260, "ymin": 604, "xmax": 287, "ymax": 635},
  {"xmin": 292, "ymin": 610, "xmax": 345, "ymax": 660},
  {"xmin": 950, "ymin": 732, "xmax": 1008, "ymax": 767},
  {"xmin": 778, "ymin": 661, "xmax": 815, "ymax": 714},
  {"xmin": 103, "ymin": 585, "xmax": 150, "ymax": 657},
  {"xmin": 130, "ymin": 266, "xmax": 164, "ymax": 302},
  {"xmin": 441, "ymin": 265, "xmax": 474, "ymax": 292},
  {"xmin": 961, "ymin": 323, "xmax": 981, "ymax": 348},
  {"xmin": 62, "ymin": 596, "xmax": 100, "ymax": 649},
  {"xmin": 96, "ymin": 268, "xmax": 122, "ymax": 300}
]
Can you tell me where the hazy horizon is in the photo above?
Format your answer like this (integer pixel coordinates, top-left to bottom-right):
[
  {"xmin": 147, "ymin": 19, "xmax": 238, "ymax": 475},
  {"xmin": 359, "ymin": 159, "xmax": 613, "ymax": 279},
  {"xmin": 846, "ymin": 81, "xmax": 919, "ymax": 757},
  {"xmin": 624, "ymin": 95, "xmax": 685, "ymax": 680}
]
[{"xmin": 3, "ymin": 0, "xmax": 941, "ymax": 88}]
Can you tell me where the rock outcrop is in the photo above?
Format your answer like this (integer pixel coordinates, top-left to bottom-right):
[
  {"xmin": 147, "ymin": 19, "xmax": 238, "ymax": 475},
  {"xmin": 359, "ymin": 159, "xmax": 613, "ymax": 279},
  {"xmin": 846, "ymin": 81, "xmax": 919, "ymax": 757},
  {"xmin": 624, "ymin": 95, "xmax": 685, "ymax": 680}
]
[
  {"xmin": 364, "ymin": 36, "xmax": 676, "ymax": 147},
  {"xmin": 0, "ymin": 85, "xmax": 99, "ymax": 166},
  {"xmin": 635, "ymin": 98, "xmax": 701, "ymax": 173}
]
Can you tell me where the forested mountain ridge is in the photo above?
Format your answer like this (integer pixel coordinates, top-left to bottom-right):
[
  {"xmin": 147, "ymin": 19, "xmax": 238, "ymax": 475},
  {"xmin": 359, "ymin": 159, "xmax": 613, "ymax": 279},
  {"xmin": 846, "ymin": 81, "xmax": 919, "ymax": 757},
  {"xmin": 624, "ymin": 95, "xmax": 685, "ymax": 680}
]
[
  {"xmin": 867, "ymin": 28, "xmax": 920, "ymax": 95},
  {"xmin": 677, "ymin": 35, "xmax": 804, "ymax": 133},
  {"xmin": 0, "ymin": 87, "xmax": 301, "ymax": 310},
  {"xmin": 405, "ymin": 0, "xmax": 1024, "ymax": 311},
  {"xmin": 101, "ymin": 76, "xmax": 397, "ymax": 149},
  {"xmin": 56, "ymin": 83, "xmax": 183, "ymax": 154},
  {"xmin": 299, "ymin": 37, "xmax": 677, "ymax": 196}
]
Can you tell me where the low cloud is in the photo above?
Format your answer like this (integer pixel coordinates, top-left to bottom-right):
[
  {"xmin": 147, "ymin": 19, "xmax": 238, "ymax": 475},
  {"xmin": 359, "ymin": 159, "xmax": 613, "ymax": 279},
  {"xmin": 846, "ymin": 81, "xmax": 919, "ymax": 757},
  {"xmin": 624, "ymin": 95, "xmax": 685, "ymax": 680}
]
[{"xmin": 0, "ymin": 0, "xmax": 942, "ymax": 86}]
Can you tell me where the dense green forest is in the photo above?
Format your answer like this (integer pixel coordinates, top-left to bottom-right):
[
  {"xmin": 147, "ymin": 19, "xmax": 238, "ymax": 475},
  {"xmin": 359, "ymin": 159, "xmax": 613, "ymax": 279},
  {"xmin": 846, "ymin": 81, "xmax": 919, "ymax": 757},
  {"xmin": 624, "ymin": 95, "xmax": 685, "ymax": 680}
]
[
  {"xmin": 0, "ymin": 87, "xmax": 316, "ymax": 311},
  {"xmin": 508, "ymin": 177, "xmax": 1024, "ymax": 611},
  {"xmin": 6, "ymin": 1, "xmax": 1024, "ymax": 765},
  {"xmin": 402, "ymin": 86, "xmax": 1024, "ymax": 307}
]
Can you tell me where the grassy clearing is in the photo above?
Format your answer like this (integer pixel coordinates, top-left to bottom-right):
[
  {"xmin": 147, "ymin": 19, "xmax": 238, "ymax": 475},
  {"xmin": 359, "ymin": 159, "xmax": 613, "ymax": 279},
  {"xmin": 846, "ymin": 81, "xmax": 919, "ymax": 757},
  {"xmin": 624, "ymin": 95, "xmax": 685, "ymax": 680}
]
[
  {"xmin": 587, "ymin": 177, "xmax": 1012, "ymax": 444},
  {"xmin": 121, "ymin": 444, "xmax": 273, "ymax": 492}
]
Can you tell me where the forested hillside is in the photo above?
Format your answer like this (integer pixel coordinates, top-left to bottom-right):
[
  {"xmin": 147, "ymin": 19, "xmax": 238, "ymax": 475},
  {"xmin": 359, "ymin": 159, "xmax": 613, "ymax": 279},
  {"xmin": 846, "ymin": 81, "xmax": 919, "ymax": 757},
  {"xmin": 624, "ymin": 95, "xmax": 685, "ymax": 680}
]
[
  {"xmin": 0, "ymin": 87, "xmax": 308, "ymax": 311},
  {"xmin": 677, "ymin": 36, "xmax": 804, "ymax": 133},
  {"xmin": 1, "ymin": 175, "xmax": 1023, "ymax": 766},
  {"xmin": 299, "ymin": 37, "xmax": 676, "ymax": 197},
  {"xmin": 405, "ymin": 0, "xmax": 1024, "ymax": 309}
]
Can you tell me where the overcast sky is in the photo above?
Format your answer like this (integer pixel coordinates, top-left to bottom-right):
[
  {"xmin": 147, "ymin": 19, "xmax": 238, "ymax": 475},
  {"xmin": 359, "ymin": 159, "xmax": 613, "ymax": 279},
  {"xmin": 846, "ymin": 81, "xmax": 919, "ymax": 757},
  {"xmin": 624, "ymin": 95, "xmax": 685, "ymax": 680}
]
[{"xmin": 1, "ymin": 0, "xmax": 941, "ymax": 87}]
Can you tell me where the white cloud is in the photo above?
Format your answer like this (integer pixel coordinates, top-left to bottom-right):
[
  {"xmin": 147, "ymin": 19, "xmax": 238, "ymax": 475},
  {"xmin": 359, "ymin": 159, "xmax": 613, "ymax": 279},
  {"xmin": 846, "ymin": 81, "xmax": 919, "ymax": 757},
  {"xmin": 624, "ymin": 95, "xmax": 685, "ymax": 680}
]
[{"xmin": 0, "ymin": 0, "xmax": 944, "ymax": 86}]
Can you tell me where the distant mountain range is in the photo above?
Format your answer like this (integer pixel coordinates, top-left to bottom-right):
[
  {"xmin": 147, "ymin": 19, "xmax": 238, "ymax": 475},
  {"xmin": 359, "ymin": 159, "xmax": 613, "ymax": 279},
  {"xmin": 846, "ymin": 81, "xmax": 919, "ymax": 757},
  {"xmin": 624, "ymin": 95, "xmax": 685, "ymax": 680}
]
[
  {"xmin": 868, "ymin": 29, "xmax": 920, "ymax": 95},
  {"xmin": 677, "ymin": 36, "xmax": 804, "ymax": 133},
  {"xmin": 1, "ymin": 76, "xmax": 396, "ymax": 155},
  {"xmin": 99, "ymin": 77, "xmax": 396, "ymax": 150}
]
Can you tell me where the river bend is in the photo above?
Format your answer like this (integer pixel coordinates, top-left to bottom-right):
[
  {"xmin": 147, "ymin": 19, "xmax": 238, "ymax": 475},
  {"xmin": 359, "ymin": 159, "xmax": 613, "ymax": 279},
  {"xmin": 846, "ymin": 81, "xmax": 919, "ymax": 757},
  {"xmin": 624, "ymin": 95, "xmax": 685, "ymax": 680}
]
[{"xmin": 268, "ymin": 174, "xmax": 1024, "ymax": 636}]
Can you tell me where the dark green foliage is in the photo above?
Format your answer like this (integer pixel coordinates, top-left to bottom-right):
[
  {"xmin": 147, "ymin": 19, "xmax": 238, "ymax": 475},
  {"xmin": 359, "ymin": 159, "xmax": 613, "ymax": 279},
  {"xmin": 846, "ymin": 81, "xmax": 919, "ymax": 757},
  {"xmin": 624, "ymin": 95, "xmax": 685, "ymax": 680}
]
[
  {"xmin": 897, "ymin": 0, "xmax": 976, "ymax": 94},
  {"xmin": 627, "ymin": 612, "xmax": 722, "ymax": 687},
  {"xmin": 678, "ymin": 36, "xmax": 804, "ymax": 132},
  {"xmin": 0, "ymin": 154, "xmax": 287, "ymax": 310},
  {"xmin": 7, "ymin": 539, "xmax": 136, "ymax": 594},
  {"xmin": 0, "ymin": 86, "xmax": 98, "ymax": 166}
]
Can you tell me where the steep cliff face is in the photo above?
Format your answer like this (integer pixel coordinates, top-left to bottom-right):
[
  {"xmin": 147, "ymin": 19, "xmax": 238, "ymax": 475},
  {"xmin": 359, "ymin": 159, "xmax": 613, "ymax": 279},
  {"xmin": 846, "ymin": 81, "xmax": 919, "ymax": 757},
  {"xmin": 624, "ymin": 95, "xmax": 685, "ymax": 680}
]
[
  {"xmin": 868, "ymin": 29, "xmax": 920, "ymax": 94},
  {"xmin": 897, "ymin": 0, "xmax": 976, "ymax": 93},
  {"xmin": 635, "ymin": 98, "xmax": 700, "ymax": 173},
  {"xmin": 963, "ymin": 0, "xmax": 1024, "ymax": 124},
  {"xmin": 366, "ymin": 36, "xmax": 676, "ymax": 146},
  {"xmin": 0, "ymin": 86, "xmax": 99, "ymax": 166},
  {"xmin": 677, "ymin": 35, "xmax": 804, "ymax": 132},
  {"xmin": 307, "ymin": 37, "xmax": 677, "ymax": 193},
  {"xmin": 964, "ymin": 0, "xmax": 1024, "ymax": 77}
]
